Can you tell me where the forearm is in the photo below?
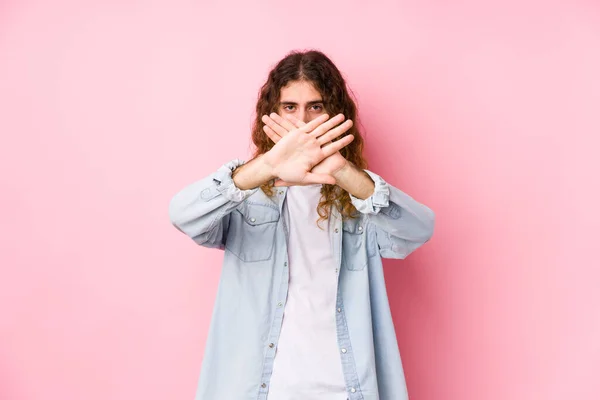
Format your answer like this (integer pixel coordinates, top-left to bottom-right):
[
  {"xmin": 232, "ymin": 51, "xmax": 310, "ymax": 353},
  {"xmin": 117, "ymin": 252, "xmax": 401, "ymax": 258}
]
[
  {"xmin": 333, "ymin": 162, "xmax": 375, "ymax": 200},
  {"xmin": 232, "ymin": 154, "xmax": 277, "ymax": 190}
]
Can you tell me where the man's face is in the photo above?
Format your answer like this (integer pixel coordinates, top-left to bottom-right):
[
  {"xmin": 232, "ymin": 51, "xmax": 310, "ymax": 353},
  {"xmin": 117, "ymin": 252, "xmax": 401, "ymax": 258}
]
[{"xmin": 277, "ymin": 80, "xmax": 325, "ymax": 124}]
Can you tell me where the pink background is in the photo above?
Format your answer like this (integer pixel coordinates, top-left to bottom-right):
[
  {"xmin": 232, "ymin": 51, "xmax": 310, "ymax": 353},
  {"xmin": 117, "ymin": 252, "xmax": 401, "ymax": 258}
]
[{"xmin": 1, "ymin": 1, "xmax": 599, "ymax": 399}]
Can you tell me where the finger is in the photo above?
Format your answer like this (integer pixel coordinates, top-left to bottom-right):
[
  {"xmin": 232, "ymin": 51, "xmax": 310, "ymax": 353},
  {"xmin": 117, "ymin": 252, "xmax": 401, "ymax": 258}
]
[
  {"xmin": 269, "ymin": 112, "xmax": 297, "ymax": 132},
  {"xmin": 317, "ymin": 119, "xmax": 353, "ymax": 145},
  {"xmin": 263, "ymin": 125, "xmax": 281, "ymax": 143},
  {"xmin": 309, "ymin": 113, "xmax": 346, "ymax": 138},
  {"xmin": 273, "ymin": 179, "xmax": 294, "ymax": 187},
  {"xmin": 274, "ymin": 178, "xmax": 315, "ymax": 187},
  {"xmin": 299, "ymin": 113, "xmax": 330, "ymax": 133},
  {"xmin": 262, "ymin": 114, "xmax": 288, "ymax": 137},
  {"xmin": 322, "ymin": 135, "xmax": 355, "ymax": 157},
  {"xmin": 284, "ymin": 114, "xmax": 306, "ymax": 128},
  {"xmin": 303, "ymin": 172, "xmax": 336, "ymax": 185}
]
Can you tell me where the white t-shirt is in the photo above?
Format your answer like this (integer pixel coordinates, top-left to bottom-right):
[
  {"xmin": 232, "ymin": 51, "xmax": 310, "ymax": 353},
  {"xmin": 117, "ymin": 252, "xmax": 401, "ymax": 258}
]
[{"xmin": 267, "ymin": 184, "xmax": 347, "ymax": 400}]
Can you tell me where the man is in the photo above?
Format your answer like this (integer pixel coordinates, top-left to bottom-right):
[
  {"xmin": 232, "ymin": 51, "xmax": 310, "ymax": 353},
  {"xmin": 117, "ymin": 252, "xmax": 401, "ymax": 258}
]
[{"xmin": 169, "ymin": 50, "xmax": 435, "ymax": 400}]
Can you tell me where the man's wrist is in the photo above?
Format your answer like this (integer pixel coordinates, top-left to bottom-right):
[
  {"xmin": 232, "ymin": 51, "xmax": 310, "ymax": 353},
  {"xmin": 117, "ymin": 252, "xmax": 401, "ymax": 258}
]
[
  {"xmin": 332, "ymin": 160, "xmax": 352, "ymax": 182},
  {"xmin": 256, "ymin": 153, "xmax": 278, "ymax": 182},
  {"xmin": 232, "ymin": 154, "xmax": 278, "ymax": 190},
  {"xmin": 334, "ymin": 162, "xmax": 375, "ymax": 200}
]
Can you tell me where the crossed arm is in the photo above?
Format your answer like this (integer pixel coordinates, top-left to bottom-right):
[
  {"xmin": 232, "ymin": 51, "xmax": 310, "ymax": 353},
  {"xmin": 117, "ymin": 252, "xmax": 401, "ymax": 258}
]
[{"xmin": 231, "ymin": 112, "xmax": 375, "ymax": 199}]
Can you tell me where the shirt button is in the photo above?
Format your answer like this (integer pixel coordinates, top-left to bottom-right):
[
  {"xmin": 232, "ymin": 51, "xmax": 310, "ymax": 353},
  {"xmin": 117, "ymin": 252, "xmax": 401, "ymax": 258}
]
[
  {"xmin": 350, "ymin": 387, "xmax": 356, "ymax": 393},
  {"xmin": 334, "ymin": 228, "xmax": 339, "ymax": 233},
  {"xmin": 268, "ymin": 343, "xmax": 275, "ymax": 348},
  {"xmin": 358, "ymin": 226, "xmax": 363, "ymax": 232},
  {"xmin": 200, "ymin": 188, "xmax": 211, "ymax": 199},
  {"xmin": 277, "ymin": 302, "xmax": 283, "ymax": 307},
  {"xmin": 279, "ymin": 190, "xmax": 284, "ymax": 195},
  {"xmin": 284, "ymin": 262, "xmax": 287, "ymax": 267},
  {"xmin": 337, "ymin": 308, "xmax": 342, "ymax": 313},
  {"xmin": 341, "ymin": 348, "xmax": 347, "ymax": 354},
  {"xmin": 250, "ymin": 217, "xmax": 256, "ymax": 223},
  {"xmin": 261, "ymin": 383, "xmax": 267, "ymax": 388}
]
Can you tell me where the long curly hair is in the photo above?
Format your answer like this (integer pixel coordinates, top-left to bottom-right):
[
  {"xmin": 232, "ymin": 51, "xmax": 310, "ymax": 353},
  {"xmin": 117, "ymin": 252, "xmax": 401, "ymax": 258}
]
[{"xmin": 251, "ymin": 49, "xmax": 368, "ymax": 225}]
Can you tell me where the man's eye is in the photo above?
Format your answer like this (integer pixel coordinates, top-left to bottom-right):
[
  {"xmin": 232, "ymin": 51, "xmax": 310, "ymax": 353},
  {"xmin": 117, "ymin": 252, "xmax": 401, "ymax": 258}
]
[
  {"xmin": 284, "ymin": 105, "xmax": 295, "ymax": 111},
  {"xmin": 311, "ymin": 105, "xmax": 323, "ymax": 111}
]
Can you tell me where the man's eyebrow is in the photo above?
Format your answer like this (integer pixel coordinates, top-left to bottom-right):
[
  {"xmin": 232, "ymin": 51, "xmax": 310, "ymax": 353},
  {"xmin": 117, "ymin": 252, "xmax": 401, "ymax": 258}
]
[{"xmin": 279, "ymin": 100, "xmax": 324, "ymax": 105}]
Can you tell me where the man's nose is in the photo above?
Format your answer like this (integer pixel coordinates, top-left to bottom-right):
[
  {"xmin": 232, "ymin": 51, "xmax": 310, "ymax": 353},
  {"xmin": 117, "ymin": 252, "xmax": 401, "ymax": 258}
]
[{"xmin": 298, "ymin": 110, "xmax": 310, "ymax": 124}]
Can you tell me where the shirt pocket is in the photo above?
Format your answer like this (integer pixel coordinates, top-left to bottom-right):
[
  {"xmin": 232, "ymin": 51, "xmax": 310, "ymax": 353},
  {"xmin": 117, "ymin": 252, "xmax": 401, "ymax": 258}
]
[
  {"xmin": 342, "ymin": 217, "xmax": 370, "ymax": 271},
  {"xmin": 225, "ymin": 202, "xmax": 280, "ymax": 262}
]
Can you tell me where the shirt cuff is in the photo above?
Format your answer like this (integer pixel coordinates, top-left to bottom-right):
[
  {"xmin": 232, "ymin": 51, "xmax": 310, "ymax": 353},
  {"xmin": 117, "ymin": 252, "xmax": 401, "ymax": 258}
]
[
  {"xmin": 212, "ymin": 159, "xmax": 259, "ymax": 202},
  {"xmin": 349, "ymin": 169, "xmax": 390, "ymax": 215}
]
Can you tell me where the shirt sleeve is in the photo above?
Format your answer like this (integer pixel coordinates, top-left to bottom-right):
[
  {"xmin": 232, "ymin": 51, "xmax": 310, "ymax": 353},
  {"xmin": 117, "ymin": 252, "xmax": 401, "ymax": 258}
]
[
  {"xmin": 349, "ymin": 169, "xmax": 435, "ymax": 259},
  {"xmin": 169, "ymin": 159, "xmax": 258, "ymax": 248},
  {"xmin": 212, "ymin": 159, "xmax": 259, "ymax": 202}
]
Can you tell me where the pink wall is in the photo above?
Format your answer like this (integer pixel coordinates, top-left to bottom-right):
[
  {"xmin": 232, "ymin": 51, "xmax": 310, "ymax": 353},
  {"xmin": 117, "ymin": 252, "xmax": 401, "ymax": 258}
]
[{"xmin": 1, "ymin": 1, "xmax": 598, "ymax": 399}]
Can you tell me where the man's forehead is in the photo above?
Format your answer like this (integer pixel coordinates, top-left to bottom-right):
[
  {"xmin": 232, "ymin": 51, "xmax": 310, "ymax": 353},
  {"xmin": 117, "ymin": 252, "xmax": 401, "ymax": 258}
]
[{"xmin": 279, "ymin": 81, "xmax": 323, "ymax": 103}]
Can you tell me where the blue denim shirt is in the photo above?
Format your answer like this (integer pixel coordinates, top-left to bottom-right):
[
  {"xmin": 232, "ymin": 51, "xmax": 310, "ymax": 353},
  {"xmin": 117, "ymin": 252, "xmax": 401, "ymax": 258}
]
[{"xmin": 169, "ymin": 159, "xmax": 435, "ymax": 400}]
